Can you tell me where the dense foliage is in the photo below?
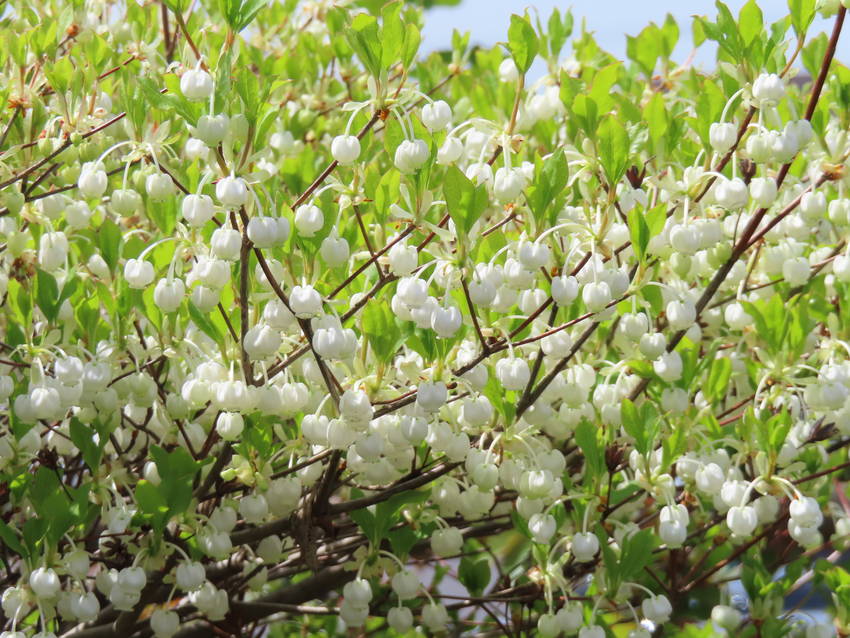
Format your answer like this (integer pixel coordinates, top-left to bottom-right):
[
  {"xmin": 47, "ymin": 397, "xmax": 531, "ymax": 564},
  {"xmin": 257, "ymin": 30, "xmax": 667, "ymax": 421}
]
[{"xmin": 1, "ymin": 0, "xmax": 850, "ymax": 636}]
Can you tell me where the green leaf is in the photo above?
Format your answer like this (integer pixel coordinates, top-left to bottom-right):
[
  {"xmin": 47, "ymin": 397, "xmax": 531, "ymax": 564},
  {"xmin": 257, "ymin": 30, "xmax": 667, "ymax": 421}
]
[
  {"xmin": 361, "ymin": 299, "xmax": 403, "ymax": 364},
  {"xmin": 597, "ymin": 116, "xmax": 630, "ymax": 187},
  {"xmin": 188, "ymin": 303, "xmax": 226, "ymax": 350},
  {"xmin": 507, "ymin": 14, "xmax": 538, "ymax": 74},
  {"xmin": 83, "ymin": 34, "xmax": 111, "ymax": 73},
  {"xmin": 626, "ymin": 24, "xmax": 661, "ymax": 76},
  {"xmin": 402, "ymin": 23, "xmax": 421, "ymax": 68},
  {"xmin": 620, "ymin": 399, "xmax": 645, "ymax": 454},
  {"xmin": 640, "ymin": 206, "xmax": 662, "ymax": 243},
  {"xmin": 23, "ymin": 518, "xmax": 47, "ymax": 555},
  {"xmin": 347, "ymin": 13, "xmax": 383, "ymax": 77},
  {"xmin": 136, "ymin": 480, "xmax": 169, "ymax": 531},
  {"xmin": 589, "ymin": 63, "xmax": 620, "ymax": 114},
  {"xmin": 575, "ymin": 420, "xmax": 603, "ymax": 483},
  {"xmin": 35, "ymin": 269, "xmax": 59, "ymax": 322},
  {"xmin": 571, "ymin": 95, "xmax": 599, "ymax": 139},
  {"xmin": 788, "ymin": 0, "xmax": 816, "ymax": 37},
  {"xmin": 618, "ymin": 528, "xmax": 656, "ymax": 581},
  {"xmin": 217, "ymin": 0, "xmax": 267, "ymax": 32},
  {"xmin": 350, "ymin": 490, "xmax": 427, "ymax": 546},
  {"xmin": 5, "ymin": 30, "xmax": 27, "ymax": 66},
  {"xmin": 738, "ymin": 0, "xmax": 764, "ymax": 47},
  {"xmin": 348, "ymin": 497, "xmax": 377, "ymax": 543},
  {"xmin": 660, "ymin": 14, "xmax": 679, "ymax": 58},
  {"xmin": 643, "ymin": 92, "xmax": 669, "ymax": 155},
  {"xmin": 44, "ymin": 56, "xmax": 74, "ymax": 95},
  {"xmin": 443, "ymin": 165, "xmax": 489, "ymax": 238},
  {"xmin": 69, "ymin": 419, "xmax": 105, "ymax": 471},
  {"xmin": 235, "ymin": 68, "xmax": 262, "ymax": 124},
  {"xmin": 0, "ymin": 520, "xmax": 25, "ymax": 556},
  {"xmin": 527, "ymin": 150, "xmax": 568, "ymax": 223},
  {"xmin": 98, "ymin": 218, "xmax": 122, "ymax": 272},
  {"xmin": 627, "ymin": 207, "xmax": 650, "ymax": 263},
  {"xmin": 119, "ymin": 69, "xmax": 148, "ymax": 136},
  {"xmin": 388, "ymin": 527, "xmax": 421, "ymax": 558},
  {"xmin": 459, "ymin": 553, "xmax": 491, "ymax": 595},
  {"xmin": 162, "ymin": 0, "xmax": 191, "ymax": 13},
  {"xmin": 547, "ymin": 9, "xmax": 573, "ymax": 60},
  {"xmin": 704, "ymin": 356, "xmax": 732, "ymax": 401},
  {"xmin": 381, "ymin": 2, "xmax": 404, "ymax": 68},
  {"xmin": 139, "ymin": 76, "xmax": 201, "ymax": 126},
  {"xmin": 149, "ymin": 445, "xmax": 200, "ymax": 523}
]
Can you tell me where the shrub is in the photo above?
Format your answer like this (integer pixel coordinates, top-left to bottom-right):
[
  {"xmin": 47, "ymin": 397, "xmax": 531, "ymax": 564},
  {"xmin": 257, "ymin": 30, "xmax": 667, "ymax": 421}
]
[{"xmin": 0, "ymin": 0, "xmax": 849, "ymax": 636}]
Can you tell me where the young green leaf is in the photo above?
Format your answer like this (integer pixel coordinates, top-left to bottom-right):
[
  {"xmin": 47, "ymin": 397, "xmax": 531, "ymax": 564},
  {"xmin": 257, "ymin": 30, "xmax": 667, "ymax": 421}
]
[
  {"xmin": 597, "ymin": 115, "xmax": 630, "ymax": 186},
  {"xmin": 443, "ymin": 165, "xmax": 489, "ymax": 238},
  {"xmin": 507, "ymin": 14, "xmax": 539, "ymax": 74}
]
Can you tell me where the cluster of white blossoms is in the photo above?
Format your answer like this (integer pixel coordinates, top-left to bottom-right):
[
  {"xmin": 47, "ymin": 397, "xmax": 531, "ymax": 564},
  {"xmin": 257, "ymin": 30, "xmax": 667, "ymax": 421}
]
[{"xmin": 2, "ymin": 0, "xmax": 850, "ymax": 636}]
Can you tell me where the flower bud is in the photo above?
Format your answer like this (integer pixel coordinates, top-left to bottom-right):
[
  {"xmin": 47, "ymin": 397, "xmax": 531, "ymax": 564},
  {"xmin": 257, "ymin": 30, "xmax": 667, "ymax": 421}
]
[
  {"xmin": 499, "ymin": 58, "xmax": 519, "ymax": 83},
  {"xmin": 421, "ymin": 100, "xmax": 452, "ymax": 130},
  {"xmin": 290, "ymin": 285, "xmax": 322, "ymax": 318},
  {"xmin": 71, "ymin": 591, "xmax": 99, "ymax": 622},
  {"xmin": 248, "ymin": 216, "xmax": 287, "ymax": 248},
  {"xmin": 642, "ymin": 594, "xmax": 672, "ymax": 624},
  {"xmin": 195, "ymin": 114, "xmax": 229, "ymax": 146},
  {"xmin": 343, "ymin": 578, "xmax": 373, "ymax": 607},
  {"xmin": 711, "ymin": 605, "xmax": 742, "ymax": 630},
  {"xmin": 417, "ymin": 380, "xmax": 447, "ymax": 412},
  {"xmin": 437, "ymin": 136, "xmax": 464, "ymax": 164},
  {"xmin": 150, "ymin": 608, "xmax": 180, "ymax": 638},
  {"xmin": 244, "ymin": 324, "xmax": 281, "ymax": 360},
  {"xmin": 216, "ymin": 412, "xmax": 244, "ymax": 440},
  {"xmin": 39, "ymin": 231, "xmax": 69, "ymax": 272},
  {"xmin": 571, "ymin": 532, "xmax": 599, "ymax": 562},
  {"xmin": 582, "ymin": 281, "xmax": 612, "ymax": 312},
  {"xmin": 752, "ymin": 73, "xmax": 785, "ymax": 106},
  {"xmin": 180, "ymin": 68, "xmax": 214, "ymax": 101},
  {"xmin": 331, "ymin": 135, "xmax": 361, "ymax": 165},
  {"xmin": 239, "ymin": 493, "xmax": 269, "ymax": 524},
  {"xmin": 294, "ymin": 204, "xmax": 324, "ymax": 237},
  {"xmin": 216, "ymin": 176, "xmax": 248, "ymax": 208},
  {"xmin": 431, "ymin": 526, "xmax": 463, "ymax": 556},
  {"xmin": 666, "ymin": 299, "xmax": 696, "ymax": 330},
  {"xmin": 726, "ymin": 505, "xmax": 758, "ymax": 537},
  {"xmin": 696, "ymin": 462, "xmax": 725, "ymax": 494},
  {"xmin": 78, "ymin": 162, "xmax": 108, "ymax": 199},
  {"xmin": 528, "ymin": 513, "xmax": 556, "ymax": 543},
  {"xmin": 749, "ymin": 177, "xmax": 777, "ymax": 208},
  {"xmin": 146, "ymin": 173, "xmax": 175, "ymax": 201},
  {"xmin": 185, "ymin": 138, "xmax": 209, "ymax": 161},
  {"xmin": 29, "ymin": 567, "xmax": 61, "ymax": 599},
  {"xmin": 320, "ymin": 230, "xmax": 349, "ymax": 266},
  {"xmin": 153, "ymin": 278, "xmax": 185, "ymax": 312},
  {"xmin": 789, "ymin": 496, "xmax": 823, "ymax": 528},
  {"xmin": 709, "ymin": 122, "xmax": 736, "ymax": 153},
  {"xmin": 211, "ymin": 227, "xmax": 242, "ymax": 260},
  {"xmin": 653, "ymin": 351, "xmax": 683, "ymax": 382},
  {"xmin": 422, "ymin": 603, "xmax": 449, "ymax": 631},
  {"xmin": 496, "ymin": 357, "xmax": 530, "ymax": 391},
  {"xmin": 493, "ymin": 167, "xmax": 525, "ymax": 201},
  {"xmin": 182, "ymin": 194, "xmax": 215, "ymax": 227},
  {"xmin": 111, "ymin": 188, "xmax": 142, "ymax": 215},
  {"xmin": 175, "ymin": 562, "xmax": 205, "ymax": 592},
  {"xmin": 388, "ymin": 606, "xmax": 414, "ymax": 632},
  {"xmin": 431, "ymin": 306, "xmax": 462, "ymax": 337},
  {"xmin": 394, "ymin": 139, "xmax": 429, "ymax": 173},
  {"xmin": 714, "ymin": 177, "xmax": 749, "ymax": 209}
]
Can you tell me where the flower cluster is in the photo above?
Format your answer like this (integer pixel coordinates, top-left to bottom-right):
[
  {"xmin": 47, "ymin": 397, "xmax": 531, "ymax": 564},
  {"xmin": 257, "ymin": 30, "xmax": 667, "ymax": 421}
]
[{"xmin": 0, "ymin": 0, "xmax": 849, "ymax": 637}]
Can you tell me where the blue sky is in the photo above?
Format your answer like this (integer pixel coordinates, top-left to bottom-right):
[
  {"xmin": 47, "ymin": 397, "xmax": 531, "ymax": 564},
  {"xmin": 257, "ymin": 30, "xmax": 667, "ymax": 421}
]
[{"xmin": 420, "ymin": 1, "xmax": 850, "ymax": 72}]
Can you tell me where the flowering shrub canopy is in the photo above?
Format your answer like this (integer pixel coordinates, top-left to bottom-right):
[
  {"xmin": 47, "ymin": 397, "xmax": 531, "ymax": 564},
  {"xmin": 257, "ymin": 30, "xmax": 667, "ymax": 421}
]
[{"xmin": 2, "ymin": 0, "xmax": 850, "ymax": 636}]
